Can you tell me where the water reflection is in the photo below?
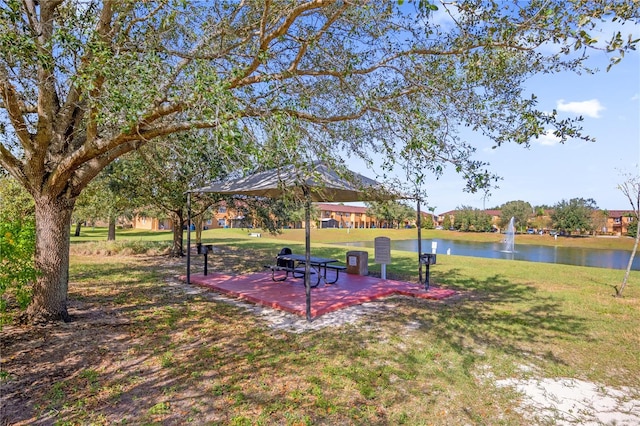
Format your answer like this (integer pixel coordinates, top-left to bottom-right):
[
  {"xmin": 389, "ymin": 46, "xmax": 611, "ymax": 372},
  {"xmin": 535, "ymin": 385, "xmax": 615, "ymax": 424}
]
[{"xmin": 337, "ymin": 238, "xmax": 639, "ymax": 270}]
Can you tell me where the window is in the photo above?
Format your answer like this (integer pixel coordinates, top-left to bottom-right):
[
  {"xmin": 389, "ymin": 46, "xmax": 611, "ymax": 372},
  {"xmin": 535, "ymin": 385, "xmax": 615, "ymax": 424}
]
[
  {"xmin": 218, "ymin": 206, "xmax": 227, "ymax": 213},
  {"xmin": 218, "ymin": 219, "xmax": 226, "ymax": 227},
  {"xmin": 614, "ymin": 217, "xmax": 621, "ymax": 224}
]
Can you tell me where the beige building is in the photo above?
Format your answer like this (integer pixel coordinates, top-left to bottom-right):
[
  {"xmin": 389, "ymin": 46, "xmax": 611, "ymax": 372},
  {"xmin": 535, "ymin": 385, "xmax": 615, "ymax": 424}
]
[
  {"xmin": 132, "ymin": 215, "xmax": 172, "ymax": 231},
  {"xmin": 606, "ymin": 210, "xmax": 635, "ymax": 235},
  {"xmin": 314, "ymin": 203, "xmax": 375, "ymax": 229}
]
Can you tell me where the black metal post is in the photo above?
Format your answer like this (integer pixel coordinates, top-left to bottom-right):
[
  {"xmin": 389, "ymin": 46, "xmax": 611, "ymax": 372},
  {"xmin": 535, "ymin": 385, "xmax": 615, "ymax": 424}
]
[
  {"xmin": 424, "ymin": 262, "xmax": 431, "ymax": 290},
  {"xmin": 419, "ymin": 253, "xmax": 435, "ymax": 290},
  {"xmin": 203, "ymin": 247, "xmax": 208, "ymax": 276}
]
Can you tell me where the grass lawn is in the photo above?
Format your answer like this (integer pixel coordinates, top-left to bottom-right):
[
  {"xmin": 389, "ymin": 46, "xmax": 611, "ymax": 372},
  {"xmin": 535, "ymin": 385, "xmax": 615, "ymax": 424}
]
[{"xmin": 1, "ymin": 227, "xmax": 639, "ymax": 424}]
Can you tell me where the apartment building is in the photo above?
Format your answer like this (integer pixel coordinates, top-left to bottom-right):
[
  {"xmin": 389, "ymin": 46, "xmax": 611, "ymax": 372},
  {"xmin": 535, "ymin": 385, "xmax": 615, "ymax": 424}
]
[
  {"xmin": 606, "ymin": 210, "xmax": 635, "ymax": 235},
  {"xmin": 314, "ymin": 203, "xmax": 375, "ymax": 229}
]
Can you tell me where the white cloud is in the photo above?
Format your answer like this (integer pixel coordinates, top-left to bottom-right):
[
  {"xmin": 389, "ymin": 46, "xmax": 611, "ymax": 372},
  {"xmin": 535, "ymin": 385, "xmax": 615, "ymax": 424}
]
[
  {"xmin": 535, "ymin": 130, "xmax": 561, "ymax": 146},
  {"xmin": 631, "ymin": 93, "xmax": 639, "ymax": 101},
  {"xmin": 557, "ymin": 99, "xmax": 605, "ymax": 118}
]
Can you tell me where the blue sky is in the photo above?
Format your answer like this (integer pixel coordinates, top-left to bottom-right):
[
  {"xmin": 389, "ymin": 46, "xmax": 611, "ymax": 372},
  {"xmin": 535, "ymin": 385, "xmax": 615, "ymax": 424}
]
[
  {"xmin": 430, "ymin": 51, "xmax": 639, "ymax": 213},
  {"xmin": 347, "ymin": 14, "xmax": 640, "ymax": 215}
]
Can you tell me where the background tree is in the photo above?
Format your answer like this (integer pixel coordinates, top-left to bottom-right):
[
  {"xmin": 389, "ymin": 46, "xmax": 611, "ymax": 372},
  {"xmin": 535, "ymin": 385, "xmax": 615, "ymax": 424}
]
[
  {"xmin": 366, "ymin": 201, "xmax": 414, "ymax": 229},
  {"xmin": 420, "ymin": 212, "xmax": 436, "ymax": 229},
  {"xmin": 454, "ymin": 207, "xmax": 472, "ymax": 231},
  {"xmin": 442, "ymin": 214, "xmax": 454, "ymax": 230},
  {"xmin": 500, "ymin": 200, "xmax": 533, "ymax": 233},
  {"xmin": 113, "ymin": 129, "xmax": 245, "ymax": 257},
  {"xmin": 590, "ymin": 209, "xmax": 609, "ymax": 235},
  {"xmin": 616, "ymin": 173, "xmax": 640, "ymax": 297},
  {"xmin": 529, "ymin": 206, "xmax": 553, "ymax": 232},
  {"xmin": 454, "ymin": 205, "xmax": 492, "ymax": 232},
  {"xmin": 282, "ymin": 204, "xmax": 320, "ymax": 229},
  {"xmin": 70, "ymin": 190, "xmax": 92, "ymax": 237},
  {"xmin": 551, "ymin": 198, "xmax": 598, "ymax": 235},
  {"xmin": 74, "ymin": 162, "xmax": 137, "ymax": 240},
  {"xmin": 397, "ymin": 203, "xmax": 417, "ymax": 228},
  {"xmin": 1, "ymin": 2, "xmax": 638, "ymax": 322}
]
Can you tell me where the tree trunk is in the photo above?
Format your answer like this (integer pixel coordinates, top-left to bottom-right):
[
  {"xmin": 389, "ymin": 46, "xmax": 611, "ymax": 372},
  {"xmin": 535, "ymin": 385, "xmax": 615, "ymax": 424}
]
[
  {"xmin": 26, "ymin": 195, "xmax": 75, "ymax": 323},
  {"xmin": 170, "ymin": 211, "xmax": 184, "ymax": 257},
  {"xmin": 618, "ymin": 230, "xmax": 639, "ymax": 297},
  {"xmin": 74, "ymin": 220, "xmax": 82, "ymax": 237},
  {"xmin": 107, "ymin": 217, "xmax": 116, "ymax": 241}
]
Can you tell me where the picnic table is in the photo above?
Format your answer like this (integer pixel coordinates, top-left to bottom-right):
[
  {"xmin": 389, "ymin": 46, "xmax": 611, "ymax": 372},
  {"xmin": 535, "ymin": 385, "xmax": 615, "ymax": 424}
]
[{"xmin": 266, "ymin": 253, "xmax": 346, "ymax": 287}]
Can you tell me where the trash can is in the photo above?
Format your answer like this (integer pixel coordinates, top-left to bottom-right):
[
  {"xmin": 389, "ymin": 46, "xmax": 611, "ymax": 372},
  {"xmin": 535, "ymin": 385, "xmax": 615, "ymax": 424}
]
[{"xmin": 346, "ymin": 251, "xmax": 368, "ymax": 275}]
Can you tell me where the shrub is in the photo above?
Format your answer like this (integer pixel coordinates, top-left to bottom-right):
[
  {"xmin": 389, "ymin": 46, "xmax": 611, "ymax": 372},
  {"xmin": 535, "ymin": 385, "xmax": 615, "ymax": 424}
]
[
  {"xmin": 0, "ymin": 176, "xmax": 37, "ymax": 324},
  {"xmin": 0, "ymin": 218, "xmax": 37, "ymax": 323}
]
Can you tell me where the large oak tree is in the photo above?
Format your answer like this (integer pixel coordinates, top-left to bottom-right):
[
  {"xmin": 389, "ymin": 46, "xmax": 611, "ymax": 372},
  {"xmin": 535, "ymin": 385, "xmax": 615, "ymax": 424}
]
[{"xmin": 1, "ymin": 0, "xmax": 638, "ymax": 322}]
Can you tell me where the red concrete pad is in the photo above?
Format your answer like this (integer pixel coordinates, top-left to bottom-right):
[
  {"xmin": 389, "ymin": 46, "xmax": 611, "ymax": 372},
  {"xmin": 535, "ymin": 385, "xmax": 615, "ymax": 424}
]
[{"xmin": 181, "ymin": 271, "xmax": 457, "ymax": 319}]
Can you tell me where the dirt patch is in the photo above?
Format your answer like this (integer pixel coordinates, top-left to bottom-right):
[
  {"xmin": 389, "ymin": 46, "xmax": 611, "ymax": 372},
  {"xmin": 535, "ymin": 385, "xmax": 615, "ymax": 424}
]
[
  {"xmin": 496, "ymin": 376, "xmax": 640, "ymax": 425},
  {"xmin": 474, "ymin": 363, "xmax": 640, "ymax": 425},
  {"xmin": 1, "ymin": 300, "xmax": 136, "ymax": 424}
]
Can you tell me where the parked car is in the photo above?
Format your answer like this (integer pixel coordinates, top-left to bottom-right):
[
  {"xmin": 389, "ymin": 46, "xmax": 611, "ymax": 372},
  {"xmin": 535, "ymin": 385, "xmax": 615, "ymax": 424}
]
[{"xmin": 526, "ymin": 229, "xmax": 535, "ymax": 234}]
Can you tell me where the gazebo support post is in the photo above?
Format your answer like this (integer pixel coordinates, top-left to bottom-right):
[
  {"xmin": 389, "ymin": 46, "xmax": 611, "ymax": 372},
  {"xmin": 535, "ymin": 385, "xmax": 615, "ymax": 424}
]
[
  {"xmin": 417, "ymin": 198, "xmax": 423, "ymax": 286},
  {"xmin": 304, "ymin": 187, "xmax": 312, "ymax": 322},
  {"xmin": 186, "ymin": 192, "xmax": 192, "ymax": 285}
]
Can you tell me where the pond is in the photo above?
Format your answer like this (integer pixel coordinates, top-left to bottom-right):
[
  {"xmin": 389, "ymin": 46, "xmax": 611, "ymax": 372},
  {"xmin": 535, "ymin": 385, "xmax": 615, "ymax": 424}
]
[{"xmin": 337, "ymin": 238, "xmax": 640, "ymax": 270}]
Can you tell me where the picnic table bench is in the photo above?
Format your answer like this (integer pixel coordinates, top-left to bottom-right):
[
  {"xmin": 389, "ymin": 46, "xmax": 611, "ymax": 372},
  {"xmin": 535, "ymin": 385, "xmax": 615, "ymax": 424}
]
[
  {"xmin": 319, "ymin": 263, "xmax": 346, "ymax": 284},
  {"xmin": 264, "ymin": 248, "xmax": 344, "ymax": 286},
  {"xmin": 263, "ymin": 264, "xmax": 314, "ymax": 282}
]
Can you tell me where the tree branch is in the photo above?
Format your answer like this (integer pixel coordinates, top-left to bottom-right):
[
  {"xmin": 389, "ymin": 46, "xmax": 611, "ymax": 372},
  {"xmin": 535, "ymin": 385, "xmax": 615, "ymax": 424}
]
[
  {"xmin": 0, "ymin": 143, "xmax": 29, "ymax": 187},
  {"xmin": 32, "ymin": 0, "xmax": 63, "ymax": 151},
  {"xmin": 0, "ymin": 77, "xmax": 33, "ymax": 151},
  {"xmin": 85, "ymin": 1, "xmax": 115, "ymax": 143},
  {"xmin": 227, "ymin": 0, "xmax": 333, "ymax": 89},
  {"xmin": 287, "ymin": 3, "xmax": 347, "ymax": 75}
]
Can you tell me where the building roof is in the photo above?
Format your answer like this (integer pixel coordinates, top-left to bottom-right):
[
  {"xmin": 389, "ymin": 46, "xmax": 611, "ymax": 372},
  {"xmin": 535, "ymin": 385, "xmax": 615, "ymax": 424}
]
[
  {"xmin": 607, "ymin": 210, "xmax": 636, "ymax": 217},
  {"xmin": 438, "ymin": 209, "xmax": 502, "ymax": 217},
  {"xmin": 314, "ymin": 203, "xmax": 369, "ymax": 214}
]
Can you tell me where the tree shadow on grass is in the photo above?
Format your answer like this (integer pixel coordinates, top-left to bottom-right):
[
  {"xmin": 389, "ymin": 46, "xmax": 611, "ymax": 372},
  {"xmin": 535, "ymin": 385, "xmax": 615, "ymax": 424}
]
[
  {"xmin": 380, "ymin": 267, "xmax": 590, "ymax": 366},
  {"xmin": 1, "ymin": 256, "xmax": 290, "ymax": 424}
]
